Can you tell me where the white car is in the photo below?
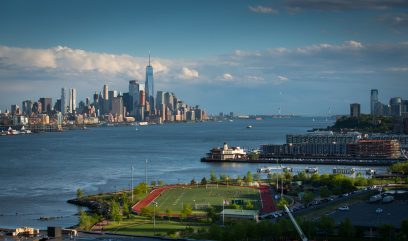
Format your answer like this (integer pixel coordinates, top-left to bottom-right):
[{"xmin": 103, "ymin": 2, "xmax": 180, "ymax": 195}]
[
  {"xmin": 338, "ymin": 205, "xmax": 349, "ymax": 211},
  {"xmin": 376, "ymin": 208, "xmax": 383, "ymax": 213}
]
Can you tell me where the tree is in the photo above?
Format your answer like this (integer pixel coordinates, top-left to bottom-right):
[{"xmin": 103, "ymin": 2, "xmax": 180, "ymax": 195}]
[
  {"xmin": 378, "ymin": 224, "xmax": 396, "ymax": 241},
  {"xmin": 190, "ymin": 178, "xmax": 197, "ymax": 185},
  {"xmin": 121, "ymin": 192, "xmax": 130, "ymax": 218},
  {"xmin": 317, "ymin": 216, "xmax": 335, "ymax": 236},
  {"xmin": 79, "ymin": 211, "xmax": 92, "ymax": 230},
  {"xmin": 158, "ymin": 180, "xmax": 165, "ymax": 186},
  {"xmin": 320, "ymin": 186, "xmax": 331, "ymax": 198},
  {"xmin": 206, "ymin": 207, "xmax": 218, "ymax": 223},
  {"xmin": 302, "ymin": 192, "xmax": 314, "ymax": 204},
  {"xmin": 109, "ymin": 199, "xmax": 122, "ymax": 222},
  {"xmin": 151, "ymin": 180, "xmax": 156, "ymax": 187},
  {"xmin": 165, "ymin": 209, "xmax": 171, "ymax": 222},
  {"xmin": 76, "ymin": 188, "xmax": 84, "ymax": 199},
  {"xmin": 201, "ymin": 177, "xmax": 208, "ymax": 185},
  {"xmin": 230, "ymin": 203, "xmax": 240, "ymax": 209},
  {"xmin": 133, "ymin": 183, "xmax": 148, "ymax": 196},
  {"xmin": 210, "ymin": 170, "xmax": 217, "ymax": 183},
  {"xmin": 254, "ymin": 173, "xmax": 261, "ymax": 181},
  {"xmin": 140, "ymin": 206, "xmax": 154, "ymax": 217},
  {"xmin": 245, "ymin": 171, "xmax": 253, "ymax": 183},
  {"xmin": 180, "ymin": 204, "xmax": 192, "ymax": 221},
  {"xmin": 338, "ymin": 218, "xmax": 355, "ymax": 238},
  {"xmin": 277, "ymin": 197, "xmax": 288, "ymax": 210},
  {"xmin": 244, "ymin": 200, "xmax": 254, "ymax": 209}
]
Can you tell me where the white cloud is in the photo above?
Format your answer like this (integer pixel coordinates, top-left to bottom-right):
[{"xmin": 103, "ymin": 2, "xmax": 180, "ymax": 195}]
[
  {"xmin": 219, "ymin": 73, "xmax": 233, "ymax": 81},
  {"xmin": 387, "ymin": 67, "xmax": 408, "ymax": 72},
  {"xmin": 277, "ymin": 75, "xmax": 289, "ymax": 81},
  {"xmin": 180, "ymin": 67, "xmax": 199, "ymax": 79},
  {"xmin": 249, "ymin": 5, "xmax": 278, "ymax": 14}
]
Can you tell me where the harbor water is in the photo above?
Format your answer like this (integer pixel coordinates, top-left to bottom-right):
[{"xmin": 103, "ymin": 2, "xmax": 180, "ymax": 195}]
[{"xmin": 0, "ymin": 117, "xmax": 388, "ymax": 228}]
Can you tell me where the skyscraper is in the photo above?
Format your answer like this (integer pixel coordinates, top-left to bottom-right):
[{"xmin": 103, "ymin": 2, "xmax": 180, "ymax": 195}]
[
  {"xmin": 129, "ymin": 80, "xmax": 145, "ymax": 115},
  {"xmin": 371, "ymin": 89, "xmax": 378, "ymax": 115},
  {"xmin": 69, "ymin": 88, "xmax": 77, "ymax": 113},
  {"xmin": 39, "ymin": 97, "xmax": 52, "ymax": 113},
  {"xmin": 350, "ymin": 103, "xmax": 361, "ymax": 117},
  {"xmin": 103, "ymin": 85, "xmax": 109, "ymax": 100},
  {"xmin": 61, "ymin": 88, "xmax": 67, "ymax": 115},
  {"xmin": 145, "ymin": 52, "xmax": 154, "ymax": 113}
]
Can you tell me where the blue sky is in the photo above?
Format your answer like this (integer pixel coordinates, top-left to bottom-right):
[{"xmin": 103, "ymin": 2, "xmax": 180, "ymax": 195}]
[{"xmin": 0, "ymin": 0, "xmax": 408, "ymax": 115}]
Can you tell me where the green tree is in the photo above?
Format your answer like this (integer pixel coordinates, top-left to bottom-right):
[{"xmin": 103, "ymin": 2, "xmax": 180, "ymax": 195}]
[
  {"xmin": 76, "ymin": 188, "xmax": 84, "ymax": 199},
  {"xmin": 151, "ymin": 180, "xmax": 156, "ymax": 187},
  {"xmin": 338, "ymin": 218, "xmax": 355, "ymax": 238},
  {"xmin": 219, "ymin": 174, "xmax": 227, "ymax": 182},
  {"xmin": 379, "ymin": 224, "xmax": 396, "ymax": 241},
  {"xmin": 165, "ymin": 209, "xmax": 171, "ymax": 222},
  {"xmin": 140, "ymin": 206, "xmax": 154, "ymax": 217},
  {"xmin": 400, "ymin": 219, "xmax": 408, "ymax": 240},
  {"xmin": 180, "ymin": 204, "xmax": 193, "ymax": 221},
  {"xmin": 277, "ymin": 197, "xmax": 288, "ymax": 210},
  {"xmin": 79, "ymin": 211, "xmax": 92, "ymax": 230},
  {"xmin": 230, "ymin": 203, "xmax": 240, "ymax": 209},
  {"xmin": 121, "ymin": 192, "xmax": 130, "ymax": 218},
  {"xmin": 320, "ymin": 186, "xmax": 331, "ymax": 198},
  {"xmin": 317, "ymin": 216, "xmax": 335, "ymax": 236},
  {"xmin": 302, "ymin": 192, "xmax": 315, "ymax": 204},
  {"xmin": 254, "ymin": 173, "xmax": 261, "ymax": 181},
  {"xmin": 245, "ymin": 171, "xmax": 253, "ymax": 183},
  {"xmin": 244, "ymin": 200, "xmax": 254, "ymax": 209},
  {"xmin": 109, "ymin": 199, "xmax": 122, "ymax": 222},
  {"xmin": 133, "ymin": 183, "xmax": 148, "ymax": 196},
  {"xmin": 201, "ymin": 177, "xmax": 208, "ymax": 185},
  {"xmin": 210, "ymin": 170, "xmax": 217, "ymax": 183},
  {"xmin": 190, "ymin": 178, "xmax": 197, "ymax": 185},
  {"xmin": 158, "ymin": 180, "xmax": 165, "ymax": 186}
]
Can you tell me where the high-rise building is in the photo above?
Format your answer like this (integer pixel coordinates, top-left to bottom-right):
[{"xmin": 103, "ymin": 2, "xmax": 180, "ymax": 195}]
[
  {"xmin": 39, "ymin": 97, "xmax": 52, "ymax": 113},
  {"xmin": 390, "ymin": 97, "xmax": 402, "ymax": 117},
  {"xmin": 145, "ymin": 53, "xmax": 154, "ymax": 113},
  {"xmin": 164, "ymin": 92, "xmax": 174, "ymax": 111},
  {"xmin": 11, "ymin": 104, "xmax": 20, "ymax": 115},
  {"xmin": 103, "ymin": 85, "xmax": 109, "ymax": 100},
  {"xmin": 69, "ymin": 88, "xmax": 77, "ymax": 113},
  {"xmin": 22, "ymin": 100, "xmax": 33, "ymax": 115},
  {"xmin": 61, "ymin": 88, "xmax": 68, "ymax": 115},
  {"xmin": 371, "ymin": 89, "xmax": 378, "ymax": 115},
  {"xmin": 350, "ymin": 103, "xmax": 361, "ymax": 117},
  {"xmin": 129, "ymin": 80, "xmax": 144, "ymax": 115}
]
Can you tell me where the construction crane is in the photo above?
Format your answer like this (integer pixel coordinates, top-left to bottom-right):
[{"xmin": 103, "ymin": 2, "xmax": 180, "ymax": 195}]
[{"xmin": 284, "ymin": 205, "xmax": 308, "ymax": 241}]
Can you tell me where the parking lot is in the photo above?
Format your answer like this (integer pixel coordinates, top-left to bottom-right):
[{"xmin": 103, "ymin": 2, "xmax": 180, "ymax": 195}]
[{"xmin": 328, "ymin": 200, "xmax": 408, "ymax": 228}]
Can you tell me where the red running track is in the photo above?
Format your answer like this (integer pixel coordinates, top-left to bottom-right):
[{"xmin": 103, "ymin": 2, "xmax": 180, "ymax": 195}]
[
  {"xmin": 259, "ymin": 185, "xmax": 276, "ymax": 213},
  {"xmin": 132, "ymin": 185, "xmax": 177, "ymax": 213}
]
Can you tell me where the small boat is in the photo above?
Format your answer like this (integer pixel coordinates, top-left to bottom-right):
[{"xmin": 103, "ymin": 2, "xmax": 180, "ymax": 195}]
[
  {"xmin": 246, "ymin": 125, "xmax": 253, "ymax": 129},
  {"xmin": 366, "ymin": 169, "xmax": 376, "ymax": 175}
]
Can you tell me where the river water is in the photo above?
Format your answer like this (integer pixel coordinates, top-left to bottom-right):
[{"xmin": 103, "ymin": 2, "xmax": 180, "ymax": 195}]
[{"xmin": 0, "ymin": 117, "xmax": 387, "ymax": 229}]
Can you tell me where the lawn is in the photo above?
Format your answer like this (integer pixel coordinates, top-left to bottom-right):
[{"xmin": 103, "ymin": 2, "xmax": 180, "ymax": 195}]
[
  {"xmin": 103, "ymin": 216, "xmax": 205, "ymax": 237},
  {"xmin": 150, "ymin": 185, "xmax": 261, "ymax": 215}
]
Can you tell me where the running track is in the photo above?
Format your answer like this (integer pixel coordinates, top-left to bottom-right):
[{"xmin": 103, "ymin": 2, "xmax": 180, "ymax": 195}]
[{"xmin": 259, "ymin": 185, "xmax": 276, "ymax": 213}]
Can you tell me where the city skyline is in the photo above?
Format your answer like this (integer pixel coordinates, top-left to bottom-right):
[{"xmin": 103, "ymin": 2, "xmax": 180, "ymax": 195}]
[{"xmin": 1, "ymin": 0, "xmax": 408, "ymax": 114}]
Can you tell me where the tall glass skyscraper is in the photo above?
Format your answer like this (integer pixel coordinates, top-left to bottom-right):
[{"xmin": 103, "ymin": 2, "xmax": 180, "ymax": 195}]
[
  {"xmin": 61, "ymin": 88, "xmax": 67, "ymax": 115},
  {"xmin": 371, "ymin": 89, "xmax": 378, "ymax": 115},
  {"xmin": 145, "ymin": 53, "xmax": 154, "ymax": 113}
]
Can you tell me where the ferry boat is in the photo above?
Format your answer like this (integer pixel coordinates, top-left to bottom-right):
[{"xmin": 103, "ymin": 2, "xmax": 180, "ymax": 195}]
[
  {"xmin": 305, "ymin": 167, "xmax": 318, "ymax": 173},
  {"xmin": 20, "ymin": 126, "xmax": 32, "ymax": 134}
]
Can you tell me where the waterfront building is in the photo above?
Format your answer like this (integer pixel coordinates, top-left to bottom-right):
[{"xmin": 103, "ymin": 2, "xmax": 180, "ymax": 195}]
[
  {"xmin": 164, "ymin": 92, "xmax": 174, "ymax": 111},
  {"xmin": 61, "ymin": 88, "xmax": 68, "ymax": 115},
  {"xmin": 145, "ymin": 53, "xmax": 155, "ymax": 114},
  {"xmin": 350, "ymin": 103, "xmax": 360, "ymax": 117},
  {"xmin": 32, "ymin": 101, "xmax": 42, "ymax": 114},
  {"xmin": 69, "ymin": 88, "xmax": 77, "ymax": 114},
  {"xmin": 371, "ymin": 89, "xmax": 379, "ymax": 115},
  {"xmin": 286, "ymin": 131, "xmax": 361, "ymax": 145},
  {"xmin": 54, "ymin": 99, "xmax": 61, "ymax": 112},
  {"xmin": 261, "ymin": 143, "xmax": 348, "ymax": 157},
  {"xmin": 347, "ymin": 140, "xmax": 401, "ymax": 159},
  {"xmin": 368, "ymin": 134, "xmax": 408, "ymax": 149},
  {"xmin": 111, "ymin": 96, "xmax": 124, "ymax": 118},
  {"xmin": 208, "ymin": 142, "xmax": 247, "ymax": 160},
  {"xmin": 39, "ymin": 97, "xmax": 52, "ymax": 113}
]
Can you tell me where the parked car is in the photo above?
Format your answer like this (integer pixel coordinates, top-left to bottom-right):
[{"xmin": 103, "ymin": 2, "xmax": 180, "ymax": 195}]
[
  {"xmin": 338, "ymin": 205, "xmax": 349, "ymax": 211},
  {"xmin": 376, "ymin": 208, "xmax": 383, "ymax": 213}
]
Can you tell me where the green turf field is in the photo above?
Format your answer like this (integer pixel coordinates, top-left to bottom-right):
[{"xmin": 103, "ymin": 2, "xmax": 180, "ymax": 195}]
[{"xmin": 150, "ymin": 185, "xmax": 261, "ymax": 214}]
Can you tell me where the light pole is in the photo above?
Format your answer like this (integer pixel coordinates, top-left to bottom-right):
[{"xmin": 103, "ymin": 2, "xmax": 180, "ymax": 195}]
[
  {"xmin": 131, "ymin": 165, "xmax": 134, "ymax": 202},
  {"xmin": 152, "ymin": 201, "xmax": 158, "ymax": 236},
  {"xmin": 145, "ymin": 159, "xmax": 148, "ymax": 194}
]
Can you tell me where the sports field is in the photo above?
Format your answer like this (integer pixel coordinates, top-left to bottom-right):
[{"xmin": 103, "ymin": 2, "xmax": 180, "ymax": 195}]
[{"xmin": 150, "ymin": 185, "xmax": 261, "ymax": 214}]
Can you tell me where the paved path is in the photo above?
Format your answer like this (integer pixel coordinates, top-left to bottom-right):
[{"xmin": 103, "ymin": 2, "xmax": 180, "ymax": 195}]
[{"xmin": 132, "ymin": 185, "xmax": 178, "ymax": 213}]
